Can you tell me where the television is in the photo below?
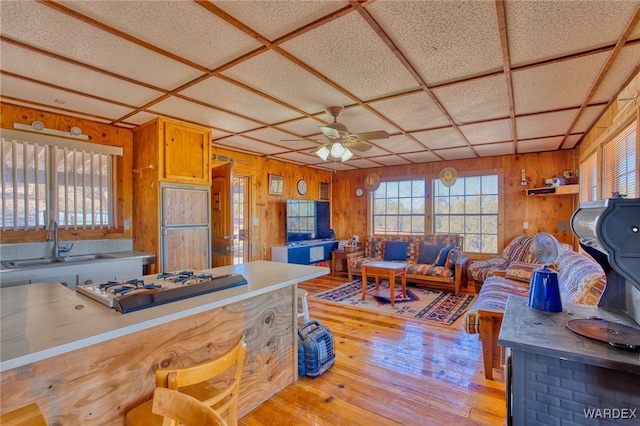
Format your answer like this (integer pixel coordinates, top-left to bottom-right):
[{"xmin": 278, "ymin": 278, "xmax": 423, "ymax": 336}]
[{"xmin": 286, "ymin": 200, "xmax": 331, "ymax": 243}]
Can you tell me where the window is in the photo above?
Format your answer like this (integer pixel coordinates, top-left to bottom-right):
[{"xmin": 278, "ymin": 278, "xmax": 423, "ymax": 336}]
[
  {"xmin": 604, "ymin": 124, "xmax": 637, "ymax": 198},
  {"xmin": 372, "ymin": 179, "xmax": 425, "ymax": 235},
  {"xmin": 1, "ymin": 132, "xmax": 121, "ymax": 231},
  {"xmin": 433, "ymin": 174, "xmax": 499, "ymax": 254},
  {"xmin": 580, "ymin": 152, "xmax": 598, "ymax": 201}
]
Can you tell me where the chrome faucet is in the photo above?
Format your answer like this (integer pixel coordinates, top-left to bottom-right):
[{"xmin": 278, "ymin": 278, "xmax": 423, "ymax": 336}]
[{"xmin": 46, "ymin": 219, "xmax": 74, "ymax": 258}]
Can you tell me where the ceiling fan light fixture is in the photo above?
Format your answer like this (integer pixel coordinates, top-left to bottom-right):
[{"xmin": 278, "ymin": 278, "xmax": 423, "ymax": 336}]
[
  {"xmin": 330, "ymin": 142, "xmax": 345, "ymax": 158},
  {"xmin": 315, "ymin": 145, "xmax": 330, "ymax": 161},
  {"xmin": 340, "ymin": 148, "xmax": 353, "ymax": 162}
]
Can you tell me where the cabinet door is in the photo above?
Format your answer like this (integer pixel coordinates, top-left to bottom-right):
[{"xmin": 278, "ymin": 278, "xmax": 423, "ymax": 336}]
[{"xmin": 162, "ymin": 121, "xmax": 211, "ymax": 185}]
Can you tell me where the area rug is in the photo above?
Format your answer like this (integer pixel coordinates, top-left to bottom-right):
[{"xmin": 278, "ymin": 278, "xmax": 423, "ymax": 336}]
[{"xmin": 312, "ymin": 280, "xmax": 475, "ymax": 325}]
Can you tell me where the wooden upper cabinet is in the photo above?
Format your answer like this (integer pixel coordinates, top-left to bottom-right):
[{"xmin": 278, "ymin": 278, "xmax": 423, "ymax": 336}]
[{"xmin": 162, "ymin": 120, "xmax": 211, "ymax": 184}]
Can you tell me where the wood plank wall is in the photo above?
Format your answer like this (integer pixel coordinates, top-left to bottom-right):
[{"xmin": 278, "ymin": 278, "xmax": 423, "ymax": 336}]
[
  {"xmin": 1, "ymin": 103, "xmax": 579, "ymax": 260},
  {"xmin": 0, "ymin": 103, "xmax": 133, "ymax": 244}
]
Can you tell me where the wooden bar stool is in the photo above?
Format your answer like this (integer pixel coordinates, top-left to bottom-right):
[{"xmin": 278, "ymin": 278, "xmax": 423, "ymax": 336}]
[
  {"xmin": 0, "ymin": 402, "xmax": 47, "ymax": 426},
  {"xmin": 297, "ymin": 288, "xmax": 310, "ymax": 325},
  {"xmin": 152, "ymin": 387, "xmax": 227, "ymax": 426},
  {"xmin": 127, "ymin": 338, "xmax": 246, "ymax": 426}
]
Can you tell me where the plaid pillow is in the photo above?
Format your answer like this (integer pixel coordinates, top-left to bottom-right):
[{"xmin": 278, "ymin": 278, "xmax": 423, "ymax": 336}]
[{"xmin": 504, "ymin": 262, "xmax": 539, "ymax": 283}]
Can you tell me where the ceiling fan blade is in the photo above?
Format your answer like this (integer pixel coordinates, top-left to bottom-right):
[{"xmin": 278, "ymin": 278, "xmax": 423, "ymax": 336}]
[
  {"xmin": 319, "ymin": 126, "xmax": 341, "ymax": 140},
  {"xmin": 347, "ymin": 130, "xmax": 390, "ymax": 142},
  {"xmin": 344, "ymin": 141, "xmax": 372, "ymax": 152}
]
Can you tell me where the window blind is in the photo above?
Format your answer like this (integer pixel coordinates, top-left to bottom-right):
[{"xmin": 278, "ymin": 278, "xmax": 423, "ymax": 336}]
[{"xmin": 603, "ymin": 124, "xmax": 637, "ymax": 199}]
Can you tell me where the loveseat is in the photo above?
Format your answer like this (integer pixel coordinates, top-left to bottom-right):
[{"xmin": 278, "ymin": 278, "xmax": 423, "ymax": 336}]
[
  {"xmin": 467, "ymin": 235, "xmax": 541, "ymax": 286},
  {"xmin": 463, "ymin": 246, "xmax": 606, "ymax": 379},
  {"xmin": 347, "ymin": 234, "xmax": 469, "ymax": 294}
]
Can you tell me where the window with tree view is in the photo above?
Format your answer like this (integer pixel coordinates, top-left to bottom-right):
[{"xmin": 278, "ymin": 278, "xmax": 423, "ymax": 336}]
[
  {"xmin": 372, "ymin": 179, "xmax": 425, "ymax": 235},
  {"xmin": 433, "ymin": 174, "xmax": 499, "ymax": 254}
]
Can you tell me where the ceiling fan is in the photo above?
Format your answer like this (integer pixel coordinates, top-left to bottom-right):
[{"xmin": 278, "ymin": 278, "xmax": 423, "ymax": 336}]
[{"xmin": 313, "ymin": 106, "xmax": 390, "ymax": 162}]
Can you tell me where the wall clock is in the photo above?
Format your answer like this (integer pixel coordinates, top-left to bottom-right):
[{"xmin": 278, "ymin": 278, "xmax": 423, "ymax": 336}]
[
  {"xmin": 355, "ymin": 187, "xmax": 365, "ymax": 198},
  {"xmin": 297, "ymin": 179, "xmax": 307, "ymax": 195}
]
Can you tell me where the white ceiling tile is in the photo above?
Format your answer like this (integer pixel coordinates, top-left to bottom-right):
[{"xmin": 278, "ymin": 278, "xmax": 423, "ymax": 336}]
[
  {"xmin": 506, "ymin": 0, "xmax": 640, "ymax": 66},
  {"xmin": 369, "ymin": 1, "xmax": 503, "ymax": 85},
  {"xmin": 215, "ymin": 135, "xmax": 287, "ymax": 155},
  {"xmin": 572, "ymin": 105, "xmax": 607, "ymax": 134},
  {"xmin": 460, "ymin": 119, "xmax": 513, "ymax": 145},
  {"xmin": 0, "ymin": 1, "xmax": 202, "ymax": 90},
  {"xmin": 369, "ymin": 92, "xmax": 450, "ymax": 131},
  {"xmin": 563, "ymin": 134, "xmax": 583, "ymax": 150},
  {"xmin": 515, "ymin": 109, "xmax": 579, "ymax": 140},
  {"xmin": 433, "ymin": 147, "xmax": 477, "ymax": 160},
  {"xmin": 474, "ymin": 142, "xmax": 515, "ymax": 157},
  {"xmin": 150, "ymin": 97, "xmax": 260, "ymax": 133},
  {"xmin": 347, "ymin": 143, "xmax": 390, "ymax": 158},
  {"xmin": 401, "ymin": 151, "xmax": 441, "ymax": 163},
  {"xmin": 126, "ymin": 112, "xmax": 161, "ymax": 126},
  {"xmin": 0, "ymin": 41, "xmax": 163, "ymax": 107},
  {"xmin": 243, "ymin": 127, "xmax": 318, "ymax": 150},
  {"xmin": 411, "ymin": 127, "xmax": 468, "ymax": 149},
  {"xmin": 0, "ymin": 74, "xmax": 134, "ymax": 120},
  {"xmin": 212, "ymin": 1, "xmax": 349, "ymax": 42},
  {"xmin": 180, "ymin": 77, "xmax": 302, "ymax": 124},
  {"xmin": 221, "ymin": 50, "xmax": 353, "ymax": 115},
  {"xmin": 273, "ymin": 151, "xmax": 322, "ymax": 165},
  {"xmin": 275, "ymin": 117, "xmax": 325, "ymax": 138},
  {"xmin": 517, "ymin": 136, "xmax": 563, "ymax": 154},
  {"xmin": 338, "ymin": 158, "xmax": 382, "ymax": 169},
  {"xmin": 592, "ymin": 44, "xmax": 640, "ymax": 104},
  {"xmin": 281, "ymin": 12, "xmax": 419, "ymax": 101},
  {"xmin": 433, "ymin": 75, "xmax": 510, "ymax": 123},
  {"xmin": 370, "ymin": 155, "xmax": 412, "ymax": 167},
  {"xmin": 370, "ymin": 134, "xmax": 425, "ymax": 154},
  {"xmin": 512, "ymin": 52, "xmax": 609, "ymax": 115},
  {"xmin": 58, "ymin": 0, "xmax": 262, "ymax": 70}
]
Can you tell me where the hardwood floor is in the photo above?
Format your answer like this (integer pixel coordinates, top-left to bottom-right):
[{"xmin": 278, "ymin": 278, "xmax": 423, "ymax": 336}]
[{"xmin": 240, "ymin": 275, "xmax": 506, "ymax": 426}]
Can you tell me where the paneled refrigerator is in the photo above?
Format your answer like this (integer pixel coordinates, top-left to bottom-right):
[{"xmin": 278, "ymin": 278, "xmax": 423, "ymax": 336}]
[{"xmin": 160, "ymin": 183, "xmax": 210, "ymax": 272}]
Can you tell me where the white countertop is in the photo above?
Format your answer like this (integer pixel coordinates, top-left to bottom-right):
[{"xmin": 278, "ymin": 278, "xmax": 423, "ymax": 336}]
[{"xmin": 0, "ymin": 261, "xmax": 328, "ymax": 372}]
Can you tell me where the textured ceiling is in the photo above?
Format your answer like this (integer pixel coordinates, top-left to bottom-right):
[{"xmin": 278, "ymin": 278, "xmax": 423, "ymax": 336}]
[{"xmin": 1, "ymin": 0, "xmax": 639, "ymax": 171}]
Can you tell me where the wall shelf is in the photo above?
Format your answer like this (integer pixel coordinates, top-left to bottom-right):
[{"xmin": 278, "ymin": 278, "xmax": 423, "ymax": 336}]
[{"xmin": 525, "ymin": 184, "xmax": 579, "ymax": 196}]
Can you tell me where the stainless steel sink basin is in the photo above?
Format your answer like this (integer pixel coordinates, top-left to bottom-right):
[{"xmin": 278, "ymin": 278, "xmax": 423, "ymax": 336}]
[
  {"xmin": 2, "ymin": 257, "xmax": 65, "ymax": 268},
  {"xmin": 2, "ymin": 253, "xmax": 114, "ymax": 268},
  {"xmin": 61, "ymin": 254, "xmax": 112, "ymax": 263}
]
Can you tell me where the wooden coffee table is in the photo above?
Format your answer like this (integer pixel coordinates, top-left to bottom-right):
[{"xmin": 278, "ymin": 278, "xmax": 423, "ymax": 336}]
[{"xmin": 361, "ymin": 261, "xmax": 408, "ymax": 307}]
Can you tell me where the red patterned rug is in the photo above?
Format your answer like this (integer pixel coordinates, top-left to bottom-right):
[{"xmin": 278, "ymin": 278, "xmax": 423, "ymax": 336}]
[{"xmin": 312, "ymin": 280, "xmax": 475, "ymax": 325}]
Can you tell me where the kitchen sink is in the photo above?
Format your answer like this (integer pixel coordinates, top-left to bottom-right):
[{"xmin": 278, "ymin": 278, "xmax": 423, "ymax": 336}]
[
  {"xmin": 61, "ymin": 254, "xmax": 112, "ymax": 263},
  {"xmin": 2, "ymin": 257, "xmax": 65, "ymax": 268},
  {"xmin": 2, "ymin": 253, "xmax": 114, "ymax": 269}
]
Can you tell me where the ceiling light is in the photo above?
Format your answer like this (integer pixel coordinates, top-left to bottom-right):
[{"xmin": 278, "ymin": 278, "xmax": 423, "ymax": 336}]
[
  {"xmin": 330, "ymin": 142, "xmax": 345, "ymax": 158},
  {"xmin": 315, "ymin": 146, "xmax": 330, "ymax": 161},
  {"xmin": 340, "ymin": 148, "xmax": 353, "ymax": 162}
]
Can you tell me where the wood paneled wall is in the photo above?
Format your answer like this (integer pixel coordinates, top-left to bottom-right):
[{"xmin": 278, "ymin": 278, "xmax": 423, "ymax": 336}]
[
  {"xmin": 330, "ymin": 151, "xmax": 579, "ymax": 258},
  {"xmin": 0, "ymin": 103, "xmax": 133, "ymax": 244}
]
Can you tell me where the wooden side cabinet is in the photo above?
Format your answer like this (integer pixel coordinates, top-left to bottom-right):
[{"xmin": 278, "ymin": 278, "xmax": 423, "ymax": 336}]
[{"xmin": 162, "ymin": 120, "xmax": 211, "ymax": 185}]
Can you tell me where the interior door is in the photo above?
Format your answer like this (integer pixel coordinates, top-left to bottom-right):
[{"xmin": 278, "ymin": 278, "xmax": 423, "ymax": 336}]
[{"xmin": 211, "ymin": 162, "xmax": 234, "ymax": 267}]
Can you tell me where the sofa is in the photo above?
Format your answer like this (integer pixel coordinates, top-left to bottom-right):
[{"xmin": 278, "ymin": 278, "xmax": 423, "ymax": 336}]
[
  {"xmin": 347, "ymin": 234, "xmax": 469, "ymax": 294},
  {"xmin": 467, "ymin": 235, "xmax": 541, "ymax": 286},
  {"xmin": 463, "ymin": 246, "xmax": 606, "ymax": 380}
]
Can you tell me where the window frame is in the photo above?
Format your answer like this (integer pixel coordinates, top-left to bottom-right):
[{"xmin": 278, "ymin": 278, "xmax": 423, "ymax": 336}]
[
  {"xmin": 370, "ymin": 178, "xmax": 427, "ymax": 236},
  {"xmin": 432, "ymin": 172, "xmax": 501, "ymax": 255},
  {"xmin": 0, "ymin": 129, "xmax": 123, "ymax": 232}
]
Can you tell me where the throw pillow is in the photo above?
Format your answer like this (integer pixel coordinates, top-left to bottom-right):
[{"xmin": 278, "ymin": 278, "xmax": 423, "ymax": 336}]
[
  {"xmin": 418, "ymin": 243, "xmax": 444, "ymax": 264},
  {"xmin": 504, "ymin": 262, "xmax": 539, "ymax": 283},
  {"xmin": 434, "ymin": 244, "xmax": 455, "ymax": 267},
  {"xmin": 383, "ymin": 241, "xmax": 408, "ymax": 261}
]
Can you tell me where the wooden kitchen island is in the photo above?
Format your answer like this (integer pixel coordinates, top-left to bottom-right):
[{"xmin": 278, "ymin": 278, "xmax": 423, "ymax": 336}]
[{"xmin": 0, "ymin": 261, "xmax": 328, "ymax": 425}]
